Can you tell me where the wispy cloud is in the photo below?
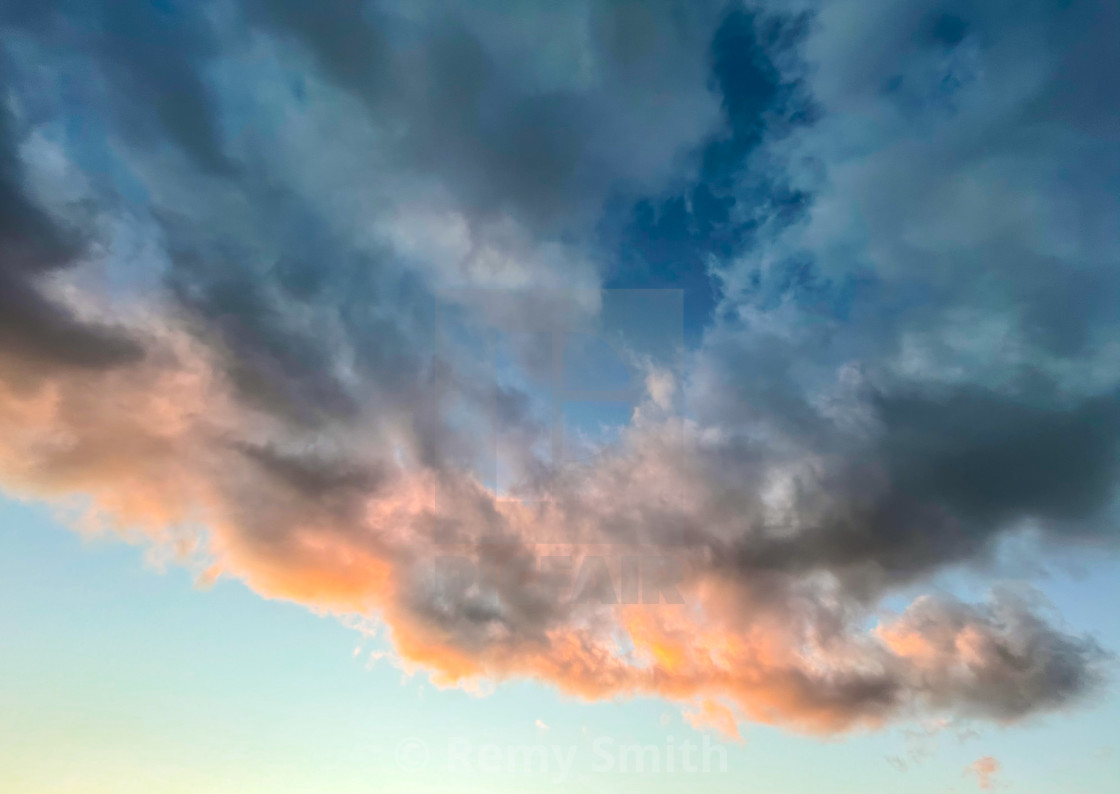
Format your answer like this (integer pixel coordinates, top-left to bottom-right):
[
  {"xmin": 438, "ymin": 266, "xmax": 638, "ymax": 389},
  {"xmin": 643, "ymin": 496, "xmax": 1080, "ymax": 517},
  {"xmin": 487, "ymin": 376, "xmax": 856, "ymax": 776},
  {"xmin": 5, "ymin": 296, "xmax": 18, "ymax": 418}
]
[
  {"xmin": 966, "ymin": 756, "xmax": 1002, "ymax": 790},
  {"xmin": 683, "ymin": 699, "xmax": 742, "ymax": 742}
]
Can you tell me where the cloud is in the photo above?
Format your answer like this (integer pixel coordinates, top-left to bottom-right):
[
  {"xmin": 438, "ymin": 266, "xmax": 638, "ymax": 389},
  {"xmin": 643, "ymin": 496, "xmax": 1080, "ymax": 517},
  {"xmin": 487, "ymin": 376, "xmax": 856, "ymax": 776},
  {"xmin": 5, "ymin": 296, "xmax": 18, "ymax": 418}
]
[
  {"xmin": 683, "ymin": 699, "xmax": 743, "ymax": 742},
  {"xmin": 0, "ymin": 0, "xmax": 1116, "ymax": 738},
  {"xmin": 965, "ymin": 756, "xmax": 1001, "ymax": 790},
  {"xmin": 248, "ymin": 0, "xmax": 724, "ymax": 233},
  {"xmin": 878, "ymin": 589, "xmax": 1109, "ymax": 720},
  {"xmin": 3, "ymin": 0, "xmax": 232, "ymax": 172},
  {"xmin": 0, "ymin": 69, "xmax": 144, "ymax": 375}
]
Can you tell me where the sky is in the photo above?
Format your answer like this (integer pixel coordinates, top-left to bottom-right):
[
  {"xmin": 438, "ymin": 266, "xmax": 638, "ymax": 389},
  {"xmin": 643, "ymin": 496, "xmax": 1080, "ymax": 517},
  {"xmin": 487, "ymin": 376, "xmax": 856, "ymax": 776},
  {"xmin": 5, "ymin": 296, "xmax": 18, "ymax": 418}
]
[{"xmin": 0, "ymin": 0, "xmax": 1118, "ymax": 792}]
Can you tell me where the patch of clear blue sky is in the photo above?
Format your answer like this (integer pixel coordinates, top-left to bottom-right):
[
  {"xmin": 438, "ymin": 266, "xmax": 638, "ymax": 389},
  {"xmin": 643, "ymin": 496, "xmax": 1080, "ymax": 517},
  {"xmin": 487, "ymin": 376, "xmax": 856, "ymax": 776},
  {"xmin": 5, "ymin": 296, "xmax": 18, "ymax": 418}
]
[
  {"xmin": 3, "ymin": 494, "xmax": 1118, "ymax": 793},
  {"xmin": 602, "ymin": 8, "xmax": 820, "ymax": 344}
]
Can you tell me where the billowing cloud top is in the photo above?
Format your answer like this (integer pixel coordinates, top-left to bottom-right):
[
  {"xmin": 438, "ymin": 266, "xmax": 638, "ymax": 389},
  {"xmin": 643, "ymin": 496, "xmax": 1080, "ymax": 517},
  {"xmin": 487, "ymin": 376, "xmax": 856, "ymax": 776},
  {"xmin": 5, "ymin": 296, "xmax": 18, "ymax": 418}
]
[{"xmin": 0, "ymin": 0, "xmax": 1117, "ymax": 734}]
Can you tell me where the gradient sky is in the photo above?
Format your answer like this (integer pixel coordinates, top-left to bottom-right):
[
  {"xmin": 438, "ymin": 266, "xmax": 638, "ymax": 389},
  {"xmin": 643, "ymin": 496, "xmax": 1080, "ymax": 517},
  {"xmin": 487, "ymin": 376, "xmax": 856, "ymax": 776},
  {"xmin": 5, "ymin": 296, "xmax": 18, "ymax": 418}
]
[{"xmin": 1, "ymin": 1, "xmax": 1119, "ymax": 792}]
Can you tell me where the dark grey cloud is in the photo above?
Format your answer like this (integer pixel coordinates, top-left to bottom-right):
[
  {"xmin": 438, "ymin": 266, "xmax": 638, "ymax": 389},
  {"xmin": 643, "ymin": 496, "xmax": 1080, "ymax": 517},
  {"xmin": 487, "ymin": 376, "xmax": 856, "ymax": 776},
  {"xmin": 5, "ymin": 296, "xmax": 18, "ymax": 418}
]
[
  {"xmin": 878, "ymin": 387, "xmax": 1120, "ymax": 528},
  {"xmin": 0, "ymin": 67, "xmax": 143, "ymax": 372},
  {"xmin": 233, "ymin": 440, "xmax": 387, "ymax": 501},
  {"xmin": 682, "ymin": 384, "xmax": 1120, "ymax": 592},
  {"xmin": 249, "ymin": 0, "xmax": 392, "ymax": 103},
  {"xmin": 94, "ymin": 0, "xmax": 232, "ymax": 172},
  {"xmin": 884, "ymin": 589, "xmax": 1111, "ymax": 720},
  {"xmin": 0, "ymin": 264, "xmax": 144, "ymax": 371},
  {"xmin": 249, "ymin": 0, "xmax": 724, "ymax": 232},
  {"xmin": 0, "ymin": 89, "xmax": 77, "ymax": 274},
  {"xmin": 2, "ymin": 0, "xmax": 231, "ymax": 172}
]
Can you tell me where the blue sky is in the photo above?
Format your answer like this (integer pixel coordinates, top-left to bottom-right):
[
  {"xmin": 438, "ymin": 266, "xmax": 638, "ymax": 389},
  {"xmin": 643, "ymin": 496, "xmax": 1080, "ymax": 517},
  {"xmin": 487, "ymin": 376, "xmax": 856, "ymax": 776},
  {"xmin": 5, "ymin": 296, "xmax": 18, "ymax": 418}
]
[{"xmin": 1, "ymin": 0, "xmax": 1119, "ymax": 791}]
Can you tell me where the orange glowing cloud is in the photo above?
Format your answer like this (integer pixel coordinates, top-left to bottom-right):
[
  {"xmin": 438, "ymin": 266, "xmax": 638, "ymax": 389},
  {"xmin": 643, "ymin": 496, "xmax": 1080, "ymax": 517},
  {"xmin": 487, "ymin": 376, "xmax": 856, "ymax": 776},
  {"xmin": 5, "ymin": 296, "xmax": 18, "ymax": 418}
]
[
  {"xmin": 0, "ymin": 309, "xmax": 1107, "ymax": 738},
  {"xmin": 683, "ymin": 699, "xmax": 743, "ymax": 741}
]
